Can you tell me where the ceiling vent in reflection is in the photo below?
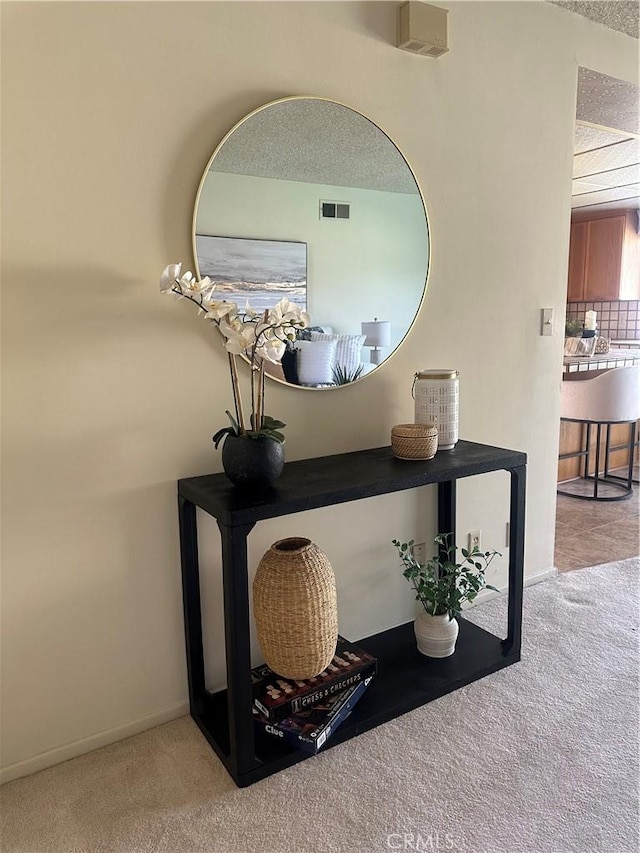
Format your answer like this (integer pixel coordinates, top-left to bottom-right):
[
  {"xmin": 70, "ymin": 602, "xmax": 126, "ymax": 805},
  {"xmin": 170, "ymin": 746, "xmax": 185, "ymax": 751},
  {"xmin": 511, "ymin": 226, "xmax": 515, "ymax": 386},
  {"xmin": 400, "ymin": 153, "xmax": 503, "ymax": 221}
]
[
  {"xmin": 397, "ymin": 1, "xmax": 449, "ymax": 57},
  {"xmin": 320, "ymin": 201, "xmax": 350, "ymax": 220}
]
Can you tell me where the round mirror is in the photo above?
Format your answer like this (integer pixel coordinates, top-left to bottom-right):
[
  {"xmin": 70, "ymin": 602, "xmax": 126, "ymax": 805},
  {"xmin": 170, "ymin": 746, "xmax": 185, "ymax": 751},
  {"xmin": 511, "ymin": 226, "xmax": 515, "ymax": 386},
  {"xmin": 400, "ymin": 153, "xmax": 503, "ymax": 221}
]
[{"xmin": 193, "ymin": 97, "xmax": 429, "ymax": 389}]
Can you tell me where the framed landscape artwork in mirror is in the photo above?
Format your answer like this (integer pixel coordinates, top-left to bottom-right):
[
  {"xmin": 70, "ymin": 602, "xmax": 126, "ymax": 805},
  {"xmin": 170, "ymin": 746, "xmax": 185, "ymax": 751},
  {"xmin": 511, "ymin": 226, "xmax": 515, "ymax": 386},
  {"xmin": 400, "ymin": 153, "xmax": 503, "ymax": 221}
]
[
  {"xmin": 195, "ymin": 235, "xmax": 307, "ymax": 313},
  {"xmin": 193, "ymin": 97, "xmax": 430, "ymax": 389}
]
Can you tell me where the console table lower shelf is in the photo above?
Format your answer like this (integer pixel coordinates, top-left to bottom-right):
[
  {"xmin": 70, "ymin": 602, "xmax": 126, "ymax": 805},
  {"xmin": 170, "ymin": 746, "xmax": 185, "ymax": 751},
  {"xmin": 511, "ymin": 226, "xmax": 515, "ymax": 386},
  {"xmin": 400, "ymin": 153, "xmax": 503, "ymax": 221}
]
[
  {"xmin": 193, "ymin": 618, "xmax": 519, "ymax": 787},
  {"xmin": 178, "ymin": 441, "xmax": 526, "ymax": 788}
]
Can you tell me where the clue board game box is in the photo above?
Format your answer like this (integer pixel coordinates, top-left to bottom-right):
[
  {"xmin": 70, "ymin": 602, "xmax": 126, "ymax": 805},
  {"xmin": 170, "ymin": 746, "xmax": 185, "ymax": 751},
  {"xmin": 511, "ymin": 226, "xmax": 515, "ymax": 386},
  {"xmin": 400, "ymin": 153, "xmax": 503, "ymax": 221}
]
[
  {"xmin": 252, "ymin": 636, "xmax": 377, "ymax": 723},
  {"xmin": 254, "ymin": 675, "xmax": 374, "ymax": 754}
]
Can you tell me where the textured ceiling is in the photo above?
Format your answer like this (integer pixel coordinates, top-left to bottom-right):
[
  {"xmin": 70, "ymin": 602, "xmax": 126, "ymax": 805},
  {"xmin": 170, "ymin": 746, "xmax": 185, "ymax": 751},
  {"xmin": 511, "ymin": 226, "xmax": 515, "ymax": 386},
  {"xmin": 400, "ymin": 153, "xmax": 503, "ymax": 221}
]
[
  {"xmin": 572, "ymin": 68, "xmax": 639, "ymax": 212},
  {"xmin": 576, "ymin": 68, "xmax": 639, "ymax": 134},
  {"xmin": 551, "ymin": 1, "xmax": 639, "ymax": 38}
]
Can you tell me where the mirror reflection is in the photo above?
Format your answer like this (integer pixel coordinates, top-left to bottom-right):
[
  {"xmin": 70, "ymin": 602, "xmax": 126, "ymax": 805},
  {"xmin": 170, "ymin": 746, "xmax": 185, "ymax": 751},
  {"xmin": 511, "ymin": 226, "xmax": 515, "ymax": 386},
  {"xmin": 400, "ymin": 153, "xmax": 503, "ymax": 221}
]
[{"xmin": 193, "ymin": 97, "xmax": 429, "ymax": 388}]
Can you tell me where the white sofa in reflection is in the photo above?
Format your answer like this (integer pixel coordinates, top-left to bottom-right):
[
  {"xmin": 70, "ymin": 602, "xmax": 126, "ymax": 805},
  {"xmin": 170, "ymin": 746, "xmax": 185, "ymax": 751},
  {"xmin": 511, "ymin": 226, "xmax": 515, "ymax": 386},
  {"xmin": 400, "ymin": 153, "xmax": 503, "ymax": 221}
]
[{"xmin": 265, "ymin": 330, "xmax": 376, "ymax": 386}]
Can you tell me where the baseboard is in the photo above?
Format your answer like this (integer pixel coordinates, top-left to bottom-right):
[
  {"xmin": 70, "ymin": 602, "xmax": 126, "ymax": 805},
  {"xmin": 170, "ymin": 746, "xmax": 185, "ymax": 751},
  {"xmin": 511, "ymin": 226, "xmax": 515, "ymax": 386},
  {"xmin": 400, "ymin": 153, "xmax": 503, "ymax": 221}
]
[
  {"xmin": 525, "ymin": 566, "xmax": 559, "ymax": 586},
  {"xmin": 2, "ymin": 569, "xmax": 559, "ymax": 786},
  {"xmin": 466, "ymin": 565, "xmax": 558, "ymax": 608},
  {"xmin": 0, "ymin": 699, "xmax": 189, "ymax": 786}
]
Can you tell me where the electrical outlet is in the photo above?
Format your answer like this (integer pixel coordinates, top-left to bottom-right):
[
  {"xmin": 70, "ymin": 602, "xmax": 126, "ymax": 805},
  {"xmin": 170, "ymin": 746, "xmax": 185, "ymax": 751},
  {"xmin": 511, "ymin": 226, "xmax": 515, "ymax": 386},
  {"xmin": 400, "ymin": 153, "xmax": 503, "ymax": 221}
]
[
  {"xmin": 468, "ymin": 530, "xmax": 481, "ymax": 551},
  {"xmin": 412, "ymin": 541, "xmax": 427, "ymax": 565}
]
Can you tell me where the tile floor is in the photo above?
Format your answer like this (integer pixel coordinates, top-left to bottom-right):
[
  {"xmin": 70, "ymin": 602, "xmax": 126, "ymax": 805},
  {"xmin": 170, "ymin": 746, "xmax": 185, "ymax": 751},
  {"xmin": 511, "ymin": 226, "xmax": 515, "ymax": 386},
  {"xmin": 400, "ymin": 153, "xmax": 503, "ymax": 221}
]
[{"xmin": 555, "ymin": 465, "xmax": 640, "ymax": 572}]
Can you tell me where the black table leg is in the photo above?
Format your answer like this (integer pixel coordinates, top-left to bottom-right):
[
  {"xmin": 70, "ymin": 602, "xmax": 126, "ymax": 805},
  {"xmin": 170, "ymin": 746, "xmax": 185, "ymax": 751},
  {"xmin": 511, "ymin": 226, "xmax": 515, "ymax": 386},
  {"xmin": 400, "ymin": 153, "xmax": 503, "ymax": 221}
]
[
  {"xmin": 178, "ymin": 496, "xmax": 206, "ymax": 715},
  {"xmin": 504, "ymin": 464, "xmax": 526, "ymax": 655},
  {"xmin": 438, "ymin": 479, "xmax": 457, "ymax": 559},
  {"xmin": 218, "ymin": 520, "xmax": 257, "ymax": 779}
]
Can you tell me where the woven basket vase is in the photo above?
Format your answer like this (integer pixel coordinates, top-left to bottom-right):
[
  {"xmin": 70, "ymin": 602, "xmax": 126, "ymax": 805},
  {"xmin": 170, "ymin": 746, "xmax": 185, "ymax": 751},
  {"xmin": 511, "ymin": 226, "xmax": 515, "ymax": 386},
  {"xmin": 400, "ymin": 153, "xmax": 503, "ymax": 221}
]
[{"xmin": 253, "ymin": 537, "xmax": 338, "ymax": 680}]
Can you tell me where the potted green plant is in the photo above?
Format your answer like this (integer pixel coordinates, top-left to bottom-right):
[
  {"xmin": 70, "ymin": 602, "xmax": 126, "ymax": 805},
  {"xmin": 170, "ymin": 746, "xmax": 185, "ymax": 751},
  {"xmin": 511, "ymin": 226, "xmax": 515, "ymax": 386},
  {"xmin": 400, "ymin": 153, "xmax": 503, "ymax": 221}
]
[
  {"xmin": 160, "ymin": 263, "xmax": 310, "ymax": 486},
  {"xmin": 392, "ymin": 533, "xmax": 500, "ymax": 658},
  {"xmin": 565, "ymin": 319, "xmax": 582, "ymax": 338}
]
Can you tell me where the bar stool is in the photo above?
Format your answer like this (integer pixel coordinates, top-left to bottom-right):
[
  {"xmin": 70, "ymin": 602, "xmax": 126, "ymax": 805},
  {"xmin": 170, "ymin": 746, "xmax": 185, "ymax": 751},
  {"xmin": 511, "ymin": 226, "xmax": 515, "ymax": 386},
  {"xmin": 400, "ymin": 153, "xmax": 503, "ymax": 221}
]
[{"xmin": 558, "ymin": 365, "xmax": 640, "ymax": 501}]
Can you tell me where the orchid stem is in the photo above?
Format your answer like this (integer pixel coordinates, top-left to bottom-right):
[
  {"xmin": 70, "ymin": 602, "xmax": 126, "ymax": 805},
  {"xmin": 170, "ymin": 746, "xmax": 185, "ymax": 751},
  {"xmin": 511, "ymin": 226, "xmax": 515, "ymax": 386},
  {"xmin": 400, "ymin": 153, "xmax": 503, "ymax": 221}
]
[
  {"xmin": 255, "ymin": 360, "xmax": 265, "ymax": 430},
  {"xmin": 250, "ymin": 366, "xmax": 257, "ymax": 431},
  {"xmin": 169, "ymin": 282, "xmax": 305, "ymax": 437},
  {"xmin": 228, "ymin": 353, "xmax": 246, "ymax": 433}
]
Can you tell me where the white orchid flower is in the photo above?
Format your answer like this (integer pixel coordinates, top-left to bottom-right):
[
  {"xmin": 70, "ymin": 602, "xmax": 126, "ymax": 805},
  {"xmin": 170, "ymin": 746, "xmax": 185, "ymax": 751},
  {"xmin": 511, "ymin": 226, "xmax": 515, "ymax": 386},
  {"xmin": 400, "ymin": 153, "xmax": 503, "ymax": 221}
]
[
  {"xmin": 195, "ymin": 278, "xmax": 216, "ymax": 310},
  {"xmin": 255, "ymin": 323, "xmax": 292, "ymax": 347},
  {"xmin": 255, "ymin": 321, "xmax": 274, "ymax": 338},
  {"xmin": 268, "ymin": 298, "xmax": 297, "ymax": 323},
  {"xmin": 160, "ymin": 260, "xmax": 297, "ymax": 439},
  {"xmin": 224, "ymin": 323, "xmax": 257, "ymax": 355},
  {"xmin": 273, "ymin": 326, "xmax": 293, "ymax": 341},
  {"xmin": 268, "ymin": 302, "xmax": 284, "ymax": 321},
  {"xmin": 220, "ymin": 316, "xmax": 256, "ymax": 344},
  {"xmin": 219, "ymin": 316, "xmax": 244, "ymax": 337},
  {"xmin": 160, "ymin": 262, "xmax": 182, "ymax": 293},
  {"xmin": 204, "ymin": 298, "xmax": 238, "ymax": 322},
  {"xmin": 202, "ymin": 286, "xmax": 224, "ymax": 308},
  {"xmin": 178, "ymin": 270, "xmax": 212, "ymax": 296},
  {"xmin": 243, "ymin": 302, "xmax": 260, "ymax": 320},
  {"xmin": 178, "ymin": 270, "xmax": 195, "ymax": 289},
  {"xmin": 258, "ymin": 337, "xmax": 286, "ymax": 364},
  {"xmin": 272, "ymin": 299, "xmax": 310, "ymax": 328},
  {"xmin": 278, "ymin": 298, "xmax": 297, "ymax": 315},
  {"xmin": 205, "ymin": 304, "xmax": 237, "ymax": 322},
  {"xmin": 297, "ymin": 311, "xmax": 311, "ymax": 329}
]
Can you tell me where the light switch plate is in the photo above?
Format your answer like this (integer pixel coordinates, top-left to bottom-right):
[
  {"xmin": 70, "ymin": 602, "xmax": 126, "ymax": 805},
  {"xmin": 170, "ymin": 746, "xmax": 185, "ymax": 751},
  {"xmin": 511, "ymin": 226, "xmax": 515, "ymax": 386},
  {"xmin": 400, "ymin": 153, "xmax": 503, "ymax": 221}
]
[{"xmin": 541, "ymin": 308, "xmax": 554, "ymax": 336}]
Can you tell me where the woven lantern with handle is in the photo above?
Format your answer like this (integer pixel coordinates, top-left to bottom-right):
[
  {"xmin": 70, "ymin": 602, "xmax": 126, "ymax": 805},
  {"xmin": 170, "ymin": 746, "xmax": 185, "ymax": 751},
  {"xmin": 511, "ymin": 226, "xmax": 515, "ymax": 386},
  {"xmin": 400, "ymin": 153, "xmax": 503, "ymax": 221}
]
[{"xmin": 253, "ymin": 537, "xmax": 338, "ymax": 680}]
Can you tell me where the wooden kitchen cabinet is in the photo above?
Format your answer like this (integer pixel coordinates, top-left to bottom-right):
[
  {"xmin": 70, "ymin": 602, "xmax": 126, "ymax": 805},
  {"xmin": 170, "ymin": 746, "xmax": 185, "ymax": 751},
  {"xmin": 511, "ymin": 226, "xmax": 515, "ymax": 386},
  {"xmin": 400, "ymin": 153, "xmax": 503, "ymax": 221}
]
[
  {"xmin": 567, "ymin": 221, "xmax": 588, "ymax": 301},
  {"xmin": 567, "ymin": 209, "xmax": 640, "ymax": 302}
]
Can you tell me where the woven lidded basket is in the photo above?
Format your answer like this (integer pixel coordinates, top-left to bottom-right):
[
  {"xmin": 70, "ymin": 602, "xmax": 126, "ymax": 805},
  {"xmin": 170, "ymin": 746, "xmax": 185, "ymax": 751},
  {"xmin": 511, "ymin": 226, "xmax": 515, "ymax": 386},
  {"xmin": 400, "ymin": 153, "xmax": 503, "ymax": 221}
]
[
  {"xmin": 391, "ymin": 423, "xmax": 438, "ymax": 460},
  {"xmin": 253, "ymin": 537, "xmax": 338, "ymax": 680}
]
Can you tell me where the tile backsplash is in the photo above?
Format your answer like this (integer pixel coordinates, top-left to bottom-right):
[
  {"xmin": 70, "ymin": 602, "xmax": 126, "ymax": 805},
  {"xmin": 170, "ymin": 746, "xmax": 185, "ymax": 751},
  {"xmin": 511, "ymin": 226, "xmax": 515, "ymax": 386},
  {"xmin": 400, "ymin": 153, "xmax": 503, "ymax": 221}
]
[{"xmin": 566, "ymin": 300, "xmax": 640, "ymax": 341}]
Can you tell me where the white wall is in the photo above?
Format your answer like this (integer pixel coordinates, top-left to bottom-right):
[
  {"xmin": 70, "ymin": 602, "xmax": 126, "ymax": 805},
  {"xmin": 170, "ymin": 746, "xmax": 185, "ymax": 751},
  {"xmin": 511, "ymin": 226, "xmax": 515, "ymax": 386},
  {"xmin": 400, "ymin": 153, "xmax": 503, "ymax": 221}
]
[
  {"xmin": 1, "ymin": 1, "xmax": 637, "ymax": 782},
  {"xmin": 197, "ymin": 172, "xmax": 428, "ymax": 350}
]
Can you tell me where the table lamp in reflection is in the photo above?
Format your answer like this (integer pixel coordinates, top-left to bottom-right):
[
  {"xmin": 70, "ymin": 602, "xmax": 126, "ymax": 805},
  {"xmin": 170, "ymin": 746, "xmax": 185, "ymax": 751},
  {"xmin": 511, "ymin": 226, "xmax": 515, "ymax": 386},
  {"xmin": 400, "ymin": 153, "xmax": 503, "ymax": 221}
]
[{"xmin": 361, "ymin": 318, "xmax": 391, "ymax": 365}]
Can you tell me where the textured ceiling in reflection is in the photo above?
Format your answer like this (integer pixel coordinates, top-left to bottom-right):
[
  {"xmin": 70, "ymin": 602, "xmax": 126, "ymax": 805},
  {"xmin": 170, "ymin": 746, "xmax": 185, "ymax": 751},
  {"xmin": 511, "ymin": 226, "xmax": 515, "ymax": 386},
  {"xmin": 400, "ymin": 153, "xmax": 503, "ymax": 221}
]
[{"xmin": 210, "ymin": 100, "xmax": 419, "ymax": 195}]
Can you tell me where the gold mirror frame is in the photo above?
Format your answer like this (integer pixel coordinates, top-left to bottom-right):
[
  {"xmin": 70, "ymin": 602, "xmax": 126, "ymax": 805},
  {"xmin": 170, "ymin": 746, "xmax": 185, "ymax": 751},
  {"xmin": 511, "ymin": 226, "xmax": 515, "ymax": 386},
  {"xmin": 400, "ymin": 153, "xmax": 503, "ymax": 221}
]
[{"xmin": 192, "ymin": 96, "xmax": 431, "ymax": 390}]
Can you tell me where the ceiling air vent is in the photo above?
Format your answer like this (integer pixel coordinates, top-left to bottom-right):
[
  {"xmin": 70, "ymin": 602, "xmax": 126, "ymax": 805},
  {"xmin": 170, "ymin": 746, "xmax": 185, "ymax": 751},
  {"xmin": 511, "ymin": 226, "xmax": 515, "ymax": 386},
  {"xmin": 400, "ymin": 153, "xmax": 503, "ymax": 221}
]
[
  {"xmin": 403, "ymin": 39, "xmax": 426, "ymax": 54},
  {"xmin": 423, "ymin": 43, "xmax": 448, "ymax": 58},
  {"xmin": 397, "ymin": 1, "xmax": 449, "ymax": 58}
]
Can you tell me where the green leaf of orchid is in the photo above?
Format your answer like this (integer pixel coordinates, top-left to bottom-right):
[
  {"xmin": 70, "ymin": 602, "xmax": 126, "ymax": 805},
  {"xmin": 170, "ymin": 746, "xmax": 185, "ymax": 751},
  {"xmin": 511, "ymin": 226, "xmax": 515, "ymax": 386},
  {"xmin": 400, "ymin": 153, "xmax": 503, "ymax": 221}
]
[
  {"xmin": 260, "ymin": 429, "xmax": 286, "ymax": 443},
  {"xmin": 262, "ymin": 416, "xmax": 286, "ymax": 429},
  {"xmin": 225, "ymin": 410, "xmax": 240, "ymax": 434},
  {"xmin": 212, "ymin": 427, "xmax": 234, "ymax": 449}
]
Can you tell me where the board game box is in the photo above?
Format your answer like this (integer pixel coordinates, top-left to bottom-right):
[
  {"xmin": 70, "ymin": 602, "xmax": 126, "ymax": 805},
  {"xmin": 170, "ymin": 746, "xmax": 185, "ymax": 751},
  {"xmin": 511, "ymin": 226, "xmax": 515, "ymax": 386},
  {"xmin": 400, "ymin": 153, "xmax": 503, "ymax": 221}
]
[
  {"xmin": 254, "ymin": 675, "xmax": 374, "ymax": 754},
  {"xmin": 251, "ymin": 636, "xmax": 377, "ymax": 723}
]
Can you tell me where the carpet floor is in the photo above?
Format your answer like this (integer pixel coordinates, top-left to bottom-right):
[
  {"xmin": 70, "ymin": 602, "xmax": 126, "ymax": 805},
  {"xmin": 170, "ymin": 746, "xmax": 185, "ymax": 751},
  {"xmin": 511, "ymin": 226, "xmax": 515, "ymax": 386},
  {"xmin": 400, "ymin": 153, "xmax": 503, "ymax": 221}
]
[{"xmin": 1, "ymin": 558, "xmax": 639, "ymax": 853}]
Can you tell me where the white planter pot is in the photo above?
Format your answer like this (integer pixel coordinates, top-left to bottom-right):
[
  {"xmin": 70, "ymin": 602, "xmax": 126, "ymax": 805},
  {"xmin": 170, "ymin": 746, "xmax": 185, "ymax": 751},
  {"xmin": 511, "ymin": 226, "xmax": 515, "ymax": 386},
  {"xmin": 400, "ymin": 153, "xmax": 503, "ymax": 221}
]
[{"xmin": 414, "ymin": 610, "xmax": 459, "ymax": 658}]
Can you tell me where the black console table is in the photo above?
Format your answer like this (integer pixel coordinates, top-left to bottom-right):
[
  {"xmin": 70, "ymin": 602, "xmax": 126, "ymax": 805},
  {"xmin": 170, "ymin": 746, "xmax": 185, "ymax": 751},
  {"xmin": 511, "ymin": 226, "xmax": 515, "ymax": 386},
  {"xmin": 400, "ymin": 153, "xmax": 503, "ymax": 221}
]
[{"xmin": 177, "ymin": 440, "xmax": 526, "ymax": 787}]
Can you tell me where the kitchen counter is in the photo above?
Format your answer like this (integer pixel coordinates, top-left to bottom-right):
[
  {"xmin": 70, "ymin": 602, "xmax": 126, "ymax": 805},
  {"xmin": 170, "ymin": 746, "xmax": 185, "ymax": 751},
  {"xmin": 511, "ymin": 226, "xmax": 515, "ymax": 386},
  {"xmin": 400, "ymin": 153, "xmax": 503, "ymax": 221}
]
[
  {"xmin": 611, "ymin": 340, "xmax": 640, "ymax": 349},
  {"xmin": 563, "ymin": 348, "xmax": 640, "ymax": 374}
]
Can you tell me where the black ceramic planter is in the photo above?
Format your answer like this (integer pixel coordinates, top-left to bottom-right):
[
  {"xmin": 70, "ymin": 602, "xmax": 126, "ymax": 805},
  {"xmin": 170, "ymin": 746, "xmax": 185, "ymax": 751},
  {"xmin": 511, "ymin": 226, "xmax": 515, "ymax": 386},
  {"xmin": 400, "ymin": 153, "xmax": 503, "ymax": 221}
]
[{"xmin": 221, "ymin": 434, "xmax": 285, "ymax": 487}]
